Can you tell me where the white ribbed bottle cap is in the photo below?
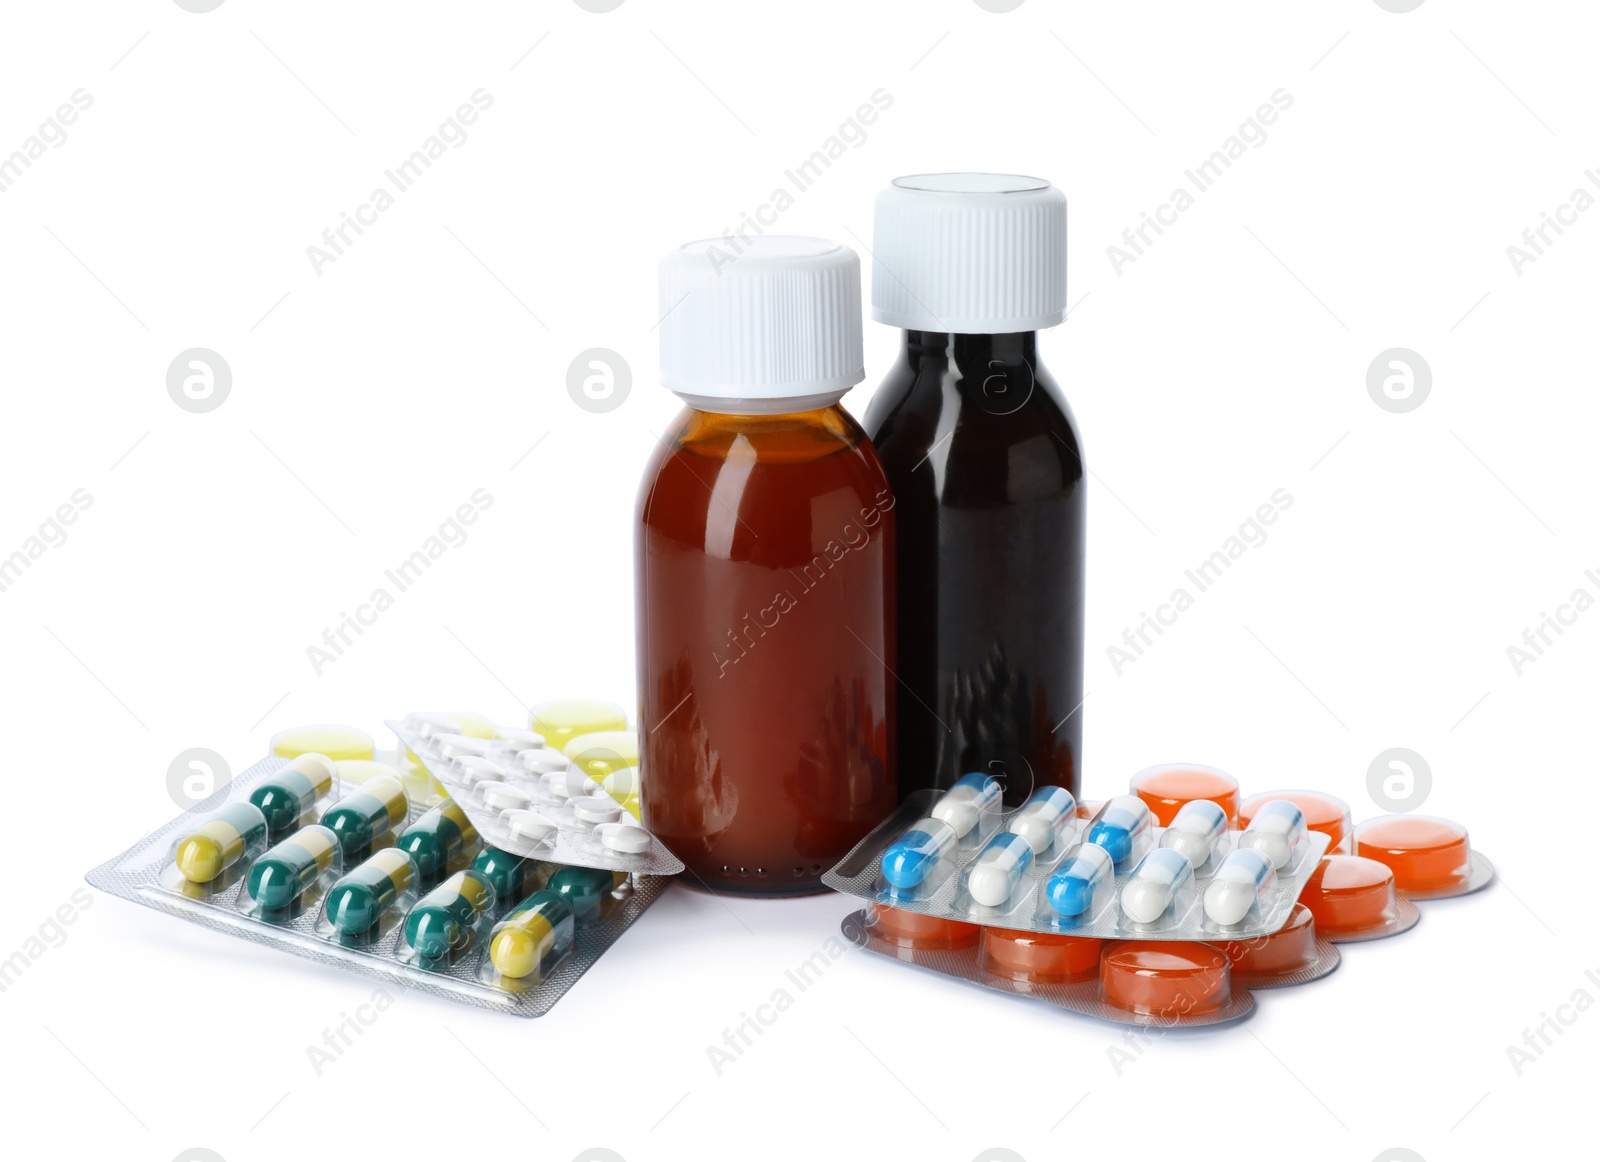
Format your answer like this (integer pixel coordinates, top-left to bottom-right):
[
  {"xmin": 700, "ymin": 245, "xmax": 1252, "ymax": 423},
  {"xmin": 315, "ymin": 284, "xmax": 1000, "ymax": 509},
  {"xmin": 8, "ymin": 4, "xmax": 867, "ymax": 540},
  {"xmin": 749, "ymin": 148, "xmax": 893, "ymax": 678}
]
[
  {"xmin": 872, "ymin": 173, "xmax": 1067, "ymax": 334},
  {"xmin": 659, "ymin": 235, "xmax": 865, "ymax": 414}
]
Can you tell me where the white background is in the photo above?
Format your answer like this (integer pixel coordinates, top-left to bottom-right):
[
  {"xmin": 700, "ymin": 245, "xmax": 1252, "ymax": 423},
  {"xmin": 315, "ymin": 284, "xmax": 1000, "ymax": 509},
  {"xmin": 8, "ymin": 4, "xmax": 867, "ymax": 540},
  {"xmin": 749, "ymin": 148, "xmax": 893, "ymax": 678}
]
[{"xmin": 1, "ymin": 2, "xmax": 1595, "ymax": 1160}]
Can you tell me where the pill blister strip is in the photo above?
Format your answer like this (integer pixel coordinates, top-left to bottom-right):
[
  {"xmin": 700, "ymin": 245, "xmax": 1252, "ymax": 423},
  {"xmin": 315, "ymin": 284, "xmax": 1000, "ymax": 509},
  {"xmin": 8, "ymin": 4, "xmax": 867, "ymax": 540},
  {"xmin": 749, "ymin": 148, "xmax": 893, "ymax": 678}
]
[
  {"xmin": 840, "ymin": 911, "xmax": 1257, "ymax": 1028},
  {"xmin": 389, "ymin": 721, "xmax": 685, "ymax": 877},
  {"xmin": 85, "ymin": 756, "xmax": 668, "ymax": 1017},
  {"xmin": 823, "ymin": 789, "xmax": 1330, "ymax": 941}
]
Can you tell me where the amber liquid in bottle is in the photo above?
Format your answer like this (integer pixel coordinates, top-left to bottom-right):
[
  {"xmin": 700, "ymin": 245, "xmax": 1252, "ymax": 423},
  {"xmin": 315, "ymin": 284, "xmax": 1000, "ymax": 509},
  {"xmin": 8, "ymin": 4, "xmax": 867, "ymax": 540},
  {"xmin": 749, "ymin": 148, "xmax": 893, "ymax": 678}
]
[{"xmin": 636, "ymin": 404, "xmax": 897, "ymax": 895}]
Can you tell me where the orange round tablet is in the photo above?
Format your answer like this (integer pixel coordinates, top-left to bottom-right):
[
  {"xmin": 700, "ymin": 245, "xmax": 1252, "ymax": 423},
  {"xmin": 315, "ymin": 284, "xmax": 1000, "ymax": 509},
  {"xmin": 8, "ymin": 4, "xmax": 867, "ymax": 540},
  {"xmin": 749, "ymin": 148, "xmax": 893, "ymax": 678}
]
[
  {"xmin": 864, "ymin": 903, "xmax": 979, "ymax": 951},
  {"xmin": 1300, "ymin": 855, "xmax": 1395, "ymax": 933},
  {"xmin": 1130, "ymin": 765, "xmax": 1240, "ymax": 826},
  {"xmin": 1240, "ymin": 790, "xmax": 1352, "ymax": 853},
  {"xmin": 980, "ymin": 927, "xmax": 1102, "ymax": 984},
  {"xmin": 1354, "ymin": 815, "xmax": 1471, "ymax": 890},
  {"xmin": 1100, "ymin": 941, "xmax": 1231, "ymax": 1016},
  {"xmin": 1213, "ymin": 903, "xmax": 1317, "ymax": 976}
]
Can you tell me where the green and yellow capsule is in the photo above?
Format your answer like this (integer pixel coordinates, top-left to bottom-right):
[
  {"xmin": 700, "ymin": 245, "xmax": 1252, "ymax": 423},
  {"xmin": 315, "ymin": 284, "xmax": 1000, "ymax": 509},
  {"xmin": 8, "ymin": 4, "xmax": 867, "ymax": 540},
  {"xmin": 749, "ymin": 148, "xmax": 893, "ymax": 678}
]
[
  {"xmin": 324, "ymin": 848, "xmax": 415, "ymax": 935},
  {"xmin": 547, "ymin": 865, "xmax": 628, "ymax": 927},
  {"xmin": 250, "ymin": 753, "xmax": 337, "ymax": 835},
  {"xmin": 404, "ymin": 870, "xmax": 494, "ymax": 960},
  {"xmin": 321, "ymin": 774, "xmax": 408, "ymax": 856},
  {"xmin": 471, "ymin": 845, "xmax": 542, "ymax": 905},
  {"xmin": 396, "ymin": 800, "xmax": 477, "ymax": 881},
  {"xmin": 247, "ymin": 824, "xmax": 339, "ymax": 910},
  {"xmin": 174, "ymin": 802, "xmax": 268, "ymax": 883},
  {"xmin": 488, "ymin": 890, "xmax": 574, "ymax": 980}
]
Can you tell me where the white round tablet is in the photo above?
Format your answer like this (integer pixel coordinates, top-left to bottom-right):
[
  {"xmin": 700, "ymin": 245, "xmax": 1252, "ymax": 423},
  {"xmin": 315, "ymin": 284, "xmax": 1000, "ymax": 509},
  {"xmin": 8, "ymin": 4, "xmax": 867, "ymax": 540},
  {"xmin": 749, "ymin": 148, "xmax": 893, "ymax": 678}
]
[
  {"xmin": 493, "ymin": 727, "xmax": 545, "ymax": 752},
  {"xmin": 480, "ymin": 782, "xmax": 532, "ymax": 811},
  {"xmin": 407, "ymin": 711, "xmax": 461, "ymax": 738},
  {"xmin": 520, "ymin": 748, "xmax": 569, "ymax": 775},
  {"xmin": 573, "ymin": 797, "xmax": 623, "ymax": 825},
  {"xmin": 597, "ymin": 822, "xmax": 650, "ymax": 854},
  {"xmin": 455, "ymin": 755, "xmax": 512, "ymax": 787},
  {"xmin": 436, "ymin": 734, "xmax": 491, "ymax": 760},
  {"xmin": 504, "ymin": 809, "xmax": 558, "ymax": 845},
  {"xmin": 543, "ymin": 769, "xmax": 603, "ymax": 801}
]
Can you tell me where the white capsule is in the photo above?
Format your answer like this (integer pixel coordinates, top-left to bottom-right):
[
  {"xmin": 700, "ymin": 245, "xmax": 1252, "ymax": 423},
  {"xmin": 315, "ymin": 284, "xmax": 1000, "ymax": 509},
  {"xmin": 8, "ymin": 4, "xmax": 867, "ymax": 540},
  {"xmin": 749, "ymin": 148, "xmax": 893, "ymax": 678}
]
[
  {"xmin": 520, "ymin": 748, "xmax": 570, "ymax": 775},
  {"xmin": 966, "ymin": 832, "xmax": 1035, "ymax": 907},
  {"xmin": 480, "ymin": 781, "xmax": 532, "ymax": 812},
  {"xmin": 1120, "ymin": 848, "xmax": 1194, "ymax": 924},
  {"xmin": 504, "ymin": 809, "xmax": 559, "ymax": 846},
  {"xmin": 1009, "ymin": 786, "xmax": 1077, "ymax": 854},
  {"xmin": 1203, "ymin": 847, "xmax": 1277, "ymax": 926},
  {"xmin": 573, "ymin": 796, "xmax": 623, "ymax": 826},
  {"xmin": 931, "ymin": 773, "xmax": 1002, "ymax": 839},
  {"xmin": 1238, "ymin": 800, "xmax": 1307, "ymax": 869},
  {"xmin": 597, "ymin": 822, "xmax": 650, "ymax": 854},
  {"xmin": 1158, "ymin": 799, "xmax": 1228, "ymax": 868}
]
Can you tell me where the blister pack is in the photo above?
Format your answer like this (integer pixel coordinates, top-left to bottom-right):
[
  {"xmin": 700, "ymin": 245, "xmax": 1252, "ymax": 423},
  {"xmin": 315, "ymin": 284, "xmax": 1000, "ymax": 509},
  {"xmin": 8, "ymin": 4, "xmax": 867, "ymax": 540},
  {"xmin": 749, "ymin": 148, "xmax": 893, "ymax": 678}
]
[
  {"xmin": 87, "ymin": 752, "xmax": 666, "ymax": 1017},
  {"xmin": 823, "ymin": 776, "xmax": 1330, "ymax": 942},
  {"xmin": 389, "ymin": 715, "xmax": 684, "ymax": 876},
  {"xmin": 842, "ymin": 907, "xmax": 1257, "ymax": 1027}
]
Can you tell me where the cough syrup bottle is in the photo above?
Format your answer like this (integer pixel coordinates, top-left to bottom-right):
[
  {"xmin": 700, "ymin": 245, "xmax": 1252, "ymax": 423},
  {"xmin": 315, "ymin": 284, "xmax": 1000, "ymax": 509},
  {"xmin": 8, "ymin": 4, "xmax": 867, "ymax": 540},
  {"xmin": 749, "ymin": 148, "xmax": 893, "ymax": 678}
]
[
  {"xmin": 862, "ymin": 174, "xmax": 1085, "ymax": 807},
  {"xmin": 636, "ymin": 236, "xmax": 897, "ymax": 895}
]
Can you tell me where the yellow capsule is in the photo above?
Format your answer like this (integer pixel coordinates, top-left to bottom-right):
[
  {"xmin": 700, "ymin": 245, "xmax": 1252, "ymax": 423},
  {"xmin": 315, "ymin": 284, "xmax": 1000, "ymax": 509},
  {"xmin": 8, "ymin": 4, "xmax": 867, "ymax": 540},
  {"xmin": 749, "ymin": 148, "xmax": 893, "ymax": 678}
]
[
  {"xmin": 272, "ymin": 723, "xmax": 375, "ymax": 762},
  {"xmin": 563, "ymin": 730, "xmax": 639, "ymax": 784},
  {"xmin": 175, "ymin": 803, "xmax": 268, "ymax": 883},
  {"xmin": 529, "ymin": 700, "xmax": 627, "ymax": 756}
]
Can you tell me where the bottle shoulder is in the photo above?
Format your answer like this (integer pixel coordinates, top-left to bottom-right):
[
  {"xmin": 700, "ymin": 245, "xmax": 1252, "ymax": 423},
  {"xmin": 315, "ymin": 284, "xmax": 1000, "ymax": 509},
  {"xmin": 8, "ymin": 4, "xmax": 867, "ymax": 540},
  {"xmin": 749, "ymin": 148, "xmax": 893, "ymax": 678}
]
[
  {"xmin": 661, "ymin": 404, "xmax": 877, "ymax": 465},
  {"xmin": 865, "ymin": 359, "xmax": 1085, "ymax": 499},
  {"xmin": 638, "ymin": 404, "xmax": 892, "ymax": 530}
]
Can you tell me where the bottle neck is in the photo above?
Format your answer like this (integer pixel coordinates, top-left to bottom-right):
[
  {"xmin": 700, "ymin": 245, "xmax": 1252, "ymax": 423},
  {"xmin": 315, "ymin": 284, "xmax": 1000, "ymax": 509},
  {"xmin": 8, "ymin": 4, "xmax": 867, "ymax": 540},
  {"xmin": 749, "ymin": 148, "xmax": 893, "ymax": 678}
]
[
  {"xmin": 673, "ymin": 389, "xmax": 851, "ymax": 416},
  {"xmin": 901, "ymin": 330, "xmax": 1040, "ymax": 368}
]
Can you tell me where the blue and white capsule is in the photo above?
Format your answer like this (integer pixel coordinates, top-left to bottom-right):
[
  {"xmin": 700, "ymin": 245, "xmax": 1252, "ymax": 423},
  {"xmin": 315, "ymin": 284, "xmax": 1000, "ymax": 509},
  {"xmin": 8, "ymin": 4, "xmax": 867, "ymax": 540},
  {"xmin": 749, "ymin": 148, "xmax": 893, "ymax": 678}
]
[
  {"xmin": 1045, "ymin": 842, "xmax": 1115, "ymax": 918},
  {"xmin": 931, "ymin": 772, "xmax": 1002, "ymax": 839},
  {"xmin": 1086, "ymin": 795, "xmax": 1151, "ymax": 864},
  {"xmin": 1204, "ymin": 847, "xmax": 1277, "ymax": 926},
  {"xmin": 880, "ymin": 817, "xmax": 958, "ymax": 891},
  {"xmin": 966, "ymin": 832, "xmax": 1035, "ymax": 907},
  {"xmin": 1009, "ymin": 786, "xmax": 1077, "ymax": 854},
  {"xmin": 1239, "ymin": 799, "xmax": 1307, "ymax": 869},
  {"xmin": 1120, "ymin": 847, "xmax": 1194, "ymax": 924},
  {"xmin": 1158, "ymin": 798, "xmax": 1228, "ymax": 868}
]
